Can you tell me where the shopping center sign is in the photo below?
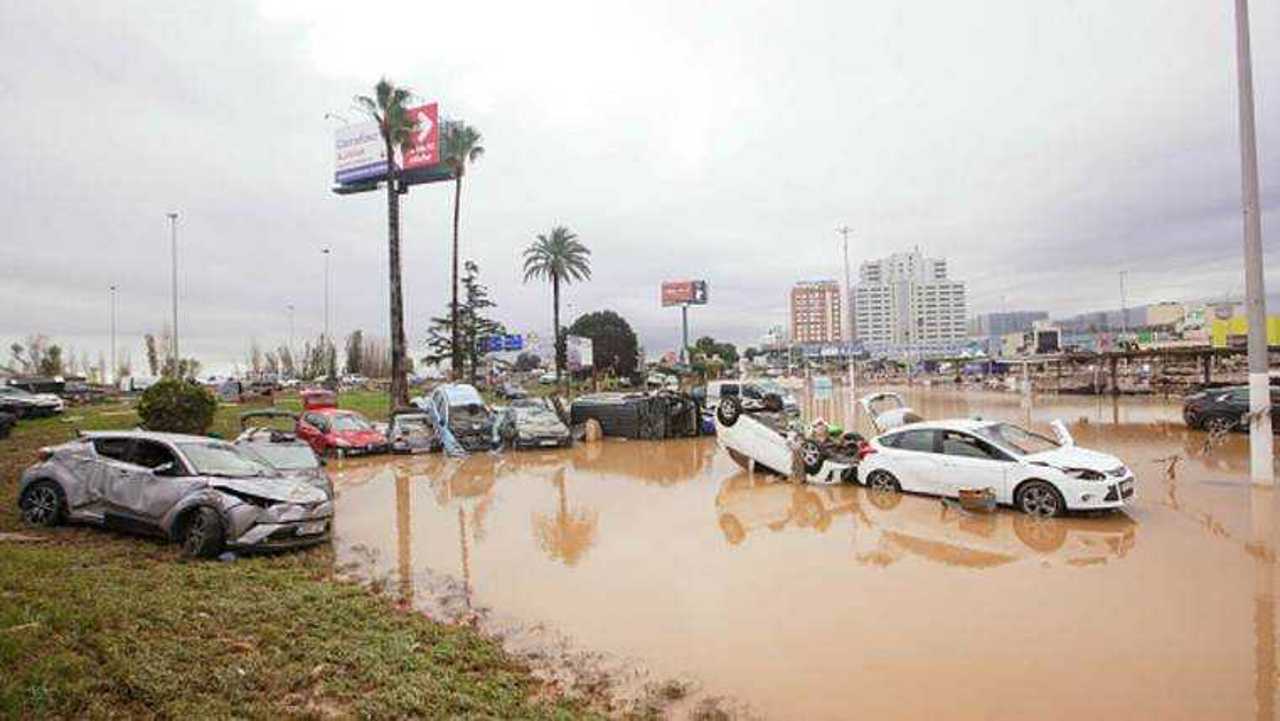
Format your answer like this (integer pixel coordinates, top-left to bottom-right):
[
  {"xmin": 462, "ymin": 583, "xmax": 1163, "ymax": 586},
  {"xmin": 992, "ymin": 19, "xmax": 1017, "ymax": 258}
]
[{"xmin": 333, "ymin": 102, "xmax": 441, "ymax": 187}]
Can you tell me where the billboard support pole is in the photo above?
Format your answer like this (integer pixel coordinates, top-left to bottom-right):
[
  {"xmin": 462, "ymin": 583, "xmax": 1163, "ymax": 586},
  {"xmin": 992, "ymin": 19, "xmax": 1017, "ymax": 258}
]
[
  {"xmin": 681, "ymin": 304, "xmax": 689, "ymax": 365},
  {"xmin": 1232, "ymin": 0, "xmax": 1273, "ymax": 485}
]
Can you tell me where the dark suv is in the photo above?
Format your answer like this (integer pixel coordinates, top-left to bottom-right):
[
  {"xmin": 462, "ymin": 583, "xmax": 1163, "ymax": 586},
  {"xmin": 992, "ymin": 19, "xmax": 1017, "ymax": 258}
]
[{"xmin": 1183, "ymin": 386, "xmax": 1280, "ymax": 433}]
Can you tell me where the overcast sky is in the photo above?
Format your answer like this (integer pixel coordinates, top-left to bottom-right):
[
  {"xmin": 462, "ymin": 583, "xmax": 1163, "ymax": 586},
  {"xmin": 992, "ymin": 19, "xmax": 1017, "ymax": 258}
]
[{"xmin": 1, "ymin": 0, "xmax": 1277, "ymax": 373}]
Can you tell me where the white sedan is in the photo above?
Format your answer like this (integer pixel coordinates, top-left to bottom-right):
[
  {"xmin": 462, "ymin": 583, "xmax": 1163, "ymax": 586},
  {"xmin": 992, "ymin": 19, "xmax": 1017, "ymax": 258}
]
[{"xmin": 858, "ymin": 419, "xmax": 1134, "ymax": 516}]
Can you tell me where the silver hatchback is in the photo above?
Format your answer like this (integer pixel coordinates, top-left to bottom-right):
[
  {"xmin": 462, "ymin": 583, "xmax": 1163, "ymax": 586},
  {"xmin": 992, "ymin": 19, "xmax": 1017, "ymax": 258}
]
[{"xmin": 17, "ymin": 430, "xmax": 332, "ymax": 557}]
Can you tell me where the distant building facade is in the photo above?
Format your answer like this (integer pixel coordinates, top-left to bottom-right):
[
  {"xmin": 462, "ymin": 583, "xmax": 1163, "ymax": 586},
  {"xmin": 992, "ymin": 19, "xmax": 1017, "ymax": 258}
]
[
  {"xmin": 854, "ymin": 249, "xmax": 967, "ymax": 354},
  {"xmin": 971, "ymin": 310, "xmax": 1048, "ymax": 337},
  {"xmin": 789, "ymin": 280, "xmax": 844, "ymax": 345}
]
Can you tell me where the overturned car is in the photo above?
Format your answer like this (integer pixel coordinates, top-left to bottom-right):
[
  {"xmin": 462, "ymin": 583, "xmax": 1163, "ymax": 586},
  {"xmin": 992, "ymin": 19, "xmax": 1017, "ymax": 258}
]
[
  {"xmin": 412, "ymin": 383, "xmax": 499, "ymax": 452},
  {"xmin": 714, "ymin": 396, "xmax": 858, "ymax": 485},
  {"xmin": 18, "ymin": 431, "xmax": 333, "ymax": 557}
]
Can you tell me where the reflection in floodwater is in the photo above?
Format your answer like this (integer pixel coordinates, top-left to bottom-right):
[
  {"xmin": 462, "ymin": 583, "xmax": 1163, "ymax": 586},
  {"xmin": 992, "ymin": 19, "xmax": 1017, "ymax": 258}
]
[{"xmin": 330, "ymin": 389, "xmax": 1280, "ymax": 720}]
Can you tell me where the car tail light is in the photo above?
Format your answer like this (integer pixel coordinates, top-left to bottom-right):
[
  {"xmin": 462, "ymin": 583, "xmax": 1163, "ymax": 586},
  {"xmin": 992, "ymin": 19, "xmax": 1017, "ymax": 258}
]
[
  {"xmin": 856, "ymin": 441, "xmax": 876, "ymax": 460},
  {"xmin": 36, "ymin": 448, "xmax": 53, "ymax": 462}
]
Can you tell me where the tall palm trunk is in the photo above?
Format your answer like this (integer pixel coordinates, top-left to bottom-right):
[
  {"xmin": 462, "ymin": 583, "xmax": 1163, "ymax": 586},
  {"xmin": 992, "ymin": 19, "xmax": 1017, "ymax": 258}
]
[
  {"xmin": 552, "ymin": 274, "xmax": 561, "ymax": 383},
  {"xmin": 450, "ymin": 173, "xmax": 463, "ymax": 380},
  {"xmin": 386, "ymin": 144, "xmax": 408, "ymax": 408}
]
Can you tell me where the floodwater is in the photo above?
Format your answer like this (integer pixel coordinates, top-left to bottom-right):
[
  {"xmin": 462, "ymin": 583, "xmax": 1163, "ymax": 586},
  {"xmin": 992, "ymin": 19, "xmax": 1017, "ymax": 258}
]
[{"xmin": 332, "ymin": 386, "xmax": 1280, "ymax": 720}]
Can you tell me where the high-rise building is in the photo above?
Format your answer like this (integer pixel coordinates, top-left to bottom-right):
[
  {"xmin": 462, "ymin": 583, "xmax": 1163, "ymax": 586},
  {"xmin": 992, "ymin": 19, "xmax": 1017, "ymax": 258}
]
[
  {"xmin": 971, "ymin": 311, "xmax": 1048, "ymax": 337},
  {"xmin": 854, "ymin": 249, "xmax": 967, "ymax": 348},
  {"xmin": 789, "ymin": 280, "xmax": 844, "ymax": 345}
]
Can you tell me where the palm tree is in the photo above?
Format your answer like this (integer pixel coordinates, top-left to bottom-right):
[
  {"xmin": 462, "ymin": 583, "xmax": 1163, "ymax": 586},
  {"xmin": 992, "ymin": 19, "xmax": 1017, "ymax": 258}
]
[
  {"xmin": 355, "ymin": 78, "xmax": 419, "ymax": 409},
  {"xmin": 441, "ymin": 122, "xmax": 485, "ymax": 380},
  {"xmin": 521, "ymin": 226, "xmax": 591, "ymax": 383}
]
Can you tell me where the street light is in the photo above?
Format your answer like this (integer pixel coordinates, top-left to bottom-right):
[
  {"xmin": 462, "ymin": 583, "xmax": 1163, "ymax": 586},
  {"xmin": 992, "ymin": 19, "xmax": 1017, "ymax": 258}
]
[
  {"xmin": 167, "ymin": 212, "xmax": 179, "ymax": 374},
  {"xmin": 836, "ymin": 225, "xmax": 856, "ymax": 416},
  {"xmin": 109, "ymin": 285, "xmax": 117, "ymax": 386},
  {"xmin": 1231, "ymin": 0, "xmax": 1273, "ymax": 485},
  {"xmin": 286, "ymin": 303, "xmax": 295, "ymax": 378}
]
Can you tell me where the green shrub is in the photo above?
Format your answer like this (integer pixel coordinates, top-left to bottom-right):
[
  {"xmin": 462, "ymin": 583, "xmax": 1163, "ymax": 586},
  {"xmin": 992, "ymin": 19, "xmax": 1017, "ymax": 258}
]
[{"xmin": 136, "ymin": 379, "xmax": 218, "ymax": 435}]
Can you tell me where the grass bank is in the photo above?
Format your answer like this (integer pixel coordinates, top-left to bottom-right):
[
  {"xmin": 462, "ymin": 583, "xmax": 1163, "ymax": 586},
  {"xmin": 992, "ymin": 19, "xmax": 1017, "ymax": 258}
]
[{"xmin": 0, "ymin": 396, "xmax": 595, "ymax": 720}]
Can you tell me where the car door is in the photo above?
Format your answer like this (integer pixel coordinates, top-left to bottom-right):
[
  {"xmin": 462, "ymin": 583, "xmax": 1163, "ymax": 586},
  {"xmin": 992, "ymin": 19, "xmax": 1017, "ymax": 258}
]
[
  {"xmin": 937, "ymin": 430, "xmax": 1010, "ymax": 498},
  {"xmin": 113, "ymin": 440, "xmax": 200, "ymax": 522},
  {"xmin": 880, "ymin": 429, "xmax": 941, "ymax": 494},
  {"xmin": 298, "ymin": 412, "xmax": 328, "ymax": 453},
  {"xmin": 81, "ymin": 436, "xmax": 134, "ymax": 515}
]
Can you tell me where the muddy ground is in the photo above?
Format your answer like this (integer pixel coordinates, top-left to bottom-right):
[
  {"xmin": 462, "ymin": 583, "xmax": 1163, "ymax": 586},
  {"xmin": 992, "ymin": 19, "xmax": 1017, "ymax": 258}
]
[{"xmin": 329, "ymin": 386, "xmax": 1279, "ymax": 720}]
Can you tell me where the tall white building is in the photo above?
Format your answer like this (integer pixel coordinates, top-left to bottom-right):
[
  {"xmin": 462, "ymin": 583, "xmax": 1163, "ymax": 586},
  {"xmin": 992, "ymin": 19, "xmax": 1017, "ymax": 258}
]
[{"xmin": 853, "ymin": 249, "xmax": 967, "ymax": 349}]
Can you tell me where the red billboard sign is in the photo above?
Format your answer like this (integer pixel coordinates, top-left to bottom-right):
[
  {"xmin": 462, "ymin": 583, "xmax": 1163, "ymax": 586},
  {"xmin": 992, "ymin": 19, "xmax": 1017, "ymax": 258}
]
[
  {"xmin": 402, "ymin": 102, "xmax": 439, "ymax": 169},
  {"xmin": 661, "ymin": 280, "xmax": 708, "ymax": 307}
]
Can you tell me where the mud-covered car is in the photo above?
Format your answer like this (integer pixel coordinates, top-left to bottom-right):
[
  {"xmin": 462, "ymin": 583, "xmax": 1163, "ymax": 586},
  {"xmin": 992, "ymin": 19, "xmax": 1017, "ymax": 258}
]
[
  {"xmin": 17, "ymin": 431, "xmax": 333, "ymax": 557},
  {"xmin": 235, "ymin": 410, "xmax": 333, "ymax": 498},
  {"xmin": 412, "ymin": 383, "xmax": 499, "ymax": 452},
  {"xmin": 296, "ymin": 389, "xmax": 387, "ymax": 457},
  {"xmin": 386, "ymin": 410, "xmax": 439, "ymax": 454},
  {"xmin": 507, "ymin": 397, "xmax": 571, "ymax": 449}
]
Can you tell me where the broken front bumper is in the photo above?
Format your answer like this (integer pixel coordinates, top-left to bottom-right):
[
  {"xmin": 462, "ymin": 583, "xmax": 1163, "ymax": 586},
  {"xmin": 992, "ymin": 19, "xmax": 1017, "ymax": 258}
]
[
  {"xmin": 1064, "ymin": 476, "xmax": 1135, "ymax": 510},
  {"xmin": 227, "ymin": 500, "xmax": 334, "ymax": 550}
]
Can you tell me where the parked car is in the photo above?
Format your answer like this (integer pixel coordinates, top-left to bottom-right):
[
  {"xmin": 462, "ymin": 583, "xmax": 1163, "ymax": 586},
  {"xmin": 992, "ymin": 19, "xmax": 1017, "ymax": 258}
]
[
  {"xmin": 507, "ymin": 397, "xmax": 571, "ymax": 449},
  {"xmin": 234, "ymin": 410, "xmax": 332, "ymax": 498},
  {"xmin": 0, "ymin": 411, "xmax": 16, "ymax": 440},
  {"xmin": 538, "ymin": 371, "xmax": 557, "ymax": 385},
  {"xmin": 497, "ymin": 381, "xmax": 528, "ymax": 400},
  {"xmin": 1182, "ymin": 385, "xmax": 1280, "ymax": 433},
  {"xmin": 714, "ymin": 396, "xmax": 856, "ymax": 484},
  {"xmin": 858, "ymin": 419, "xmax": 1134, "ymax": 517},
  {"xmin": 17, "ymin": 431, "xmax": 333, "ymax": 557},
  {"xmin": 295, "ymin": 390, "xmax": 387, "ymax": 457},
  {"xmin": 0, "ymin": 385, "xmax": 64, "ymax": 418},
  {"xmin": 412, "ymin": 384, "xmax": 499, "ymax": 452},
  {"xmin": 386, "ymin": 410, "xmax": 439, "ymax": 454}
]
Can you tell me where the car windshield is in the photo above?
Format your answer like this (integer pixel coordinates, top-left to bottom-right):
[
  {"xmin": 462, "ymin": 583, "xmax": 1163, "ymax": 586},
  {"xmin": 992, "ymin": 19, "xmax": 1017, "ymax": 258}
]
[
  {"xmin": 974, "ymin": 422, "xmax": 1059, "ymax": 455},
  {"xmin": 331, "ymin": 414, "xmax": 371, "ymax": 432},
  {"xmin": 243, "ymin": 444, "xmax": 318, "ymax": 471},
  {"xmin": 180, "ymin": 442, "xmax": 276, "ymax": 477}
]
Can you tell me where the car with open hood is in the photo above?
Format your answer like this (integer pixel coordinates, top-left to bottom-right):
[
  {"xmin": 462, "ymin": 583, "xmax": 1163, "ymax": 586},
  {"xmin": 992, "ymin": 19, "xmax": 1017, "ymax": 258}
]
[
  {"xmin": 858, "ymin": 419, "xmax": 1134, "ymax": 517},
  {"xmin": 234, "ymin": 409, "xmax": 332, "ymax": 498},
  {"xmin": 295, "ymin": 389, "xmax": 387, "ymax": 457},
  {"xmin": 17, "ymin": 431, "xmax": 333, "ymax": 557},
  {"xmin": 506, "ymin": 397, "xmax": 571, "ymax": 449}
]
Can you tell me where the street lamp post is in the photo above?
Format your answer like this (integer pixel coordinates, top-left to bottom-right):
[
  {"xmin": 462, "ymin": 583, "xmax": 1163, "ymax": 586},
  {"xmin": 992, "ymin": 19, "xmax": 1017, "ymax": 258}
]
[
  {"xmin": 287, "ymin": 303, "xmax": 295, "ymax": 378},
  {"xmin": 837, "ymin": 225, "xmax": 856, "ymax": 421},
  {"xmin": 1232, "ymin": 0, "xmax": 1273, "ymax": 485},
  {"xmin": 1119, "ymin": 270, "xmax": 1128, "ymax": 336},
  {"xmin": 167, "ymin": 212, "xmax": 179, "ymax": 374},
  {"xmin": 109, "ymin": 285, "xmax": 117, "ymax": 387},
  {"xmin": 322, "ymin": 247, "xmax": 332, "ymax": 380}
]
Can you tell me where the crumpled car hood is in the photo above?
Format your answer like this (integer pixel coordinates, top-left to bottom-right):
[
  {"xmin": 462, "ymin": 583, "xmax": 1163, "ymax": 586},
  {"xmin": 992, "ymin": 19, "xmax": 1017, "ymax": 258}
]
[
  {"xmin": 1026, "ymin": 446, "xmax": 1122, "ymax": 472},
  {"xmin": 515, "ymin": 411, "xmax": 568, "ymax": 434},
  {"xmin": 210, "ymin": 476, "xmax": 329, "ymax": 504}
]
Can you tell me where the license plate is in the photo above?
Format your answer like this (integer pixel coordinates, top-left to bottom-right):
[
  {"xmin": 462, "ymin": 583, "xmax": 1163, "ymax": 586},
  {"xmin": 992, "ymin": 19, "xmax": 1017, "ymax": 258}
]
[
  {"xmin": 297, "ymin": 521, "xmax": 327, "ymax": 536},
  {"xmin": 540, "ymin": 439, "xmax": 559, "ymax": 447}
]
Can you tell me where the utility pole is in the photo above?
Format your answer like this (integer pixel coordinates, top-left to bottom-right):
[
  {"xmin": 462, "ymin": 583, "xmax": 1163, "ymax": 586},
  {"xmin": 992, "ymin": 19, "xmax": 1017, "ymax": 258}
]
[
  {"xmin": 837, "ymin": 225, "xmax": 857, "ymax": 422},
  {"xmin": 167, "ymin": 212, "xmax": 179, "ymax": 374},
  {"xmin": 680, "ymin": 304, "xmax": 689, "ymax": 365},
  {"xmin": 109, "ymin": 285, "xmax": 117, "ymax": 387},
  {"xmin": 1233, "ymin": 0, "xmax": 1273, "ymax": 485},
  {"xmin": 322, "ymin": 247, "xmax": 331, "ymax": 349},
  {"xmin": 287, "ymin": 303, "xmax": 295, "ymax": 378},
  {"xmin": 1119, "ymin": 270, "xmax": 1128, "ymax": 336}
]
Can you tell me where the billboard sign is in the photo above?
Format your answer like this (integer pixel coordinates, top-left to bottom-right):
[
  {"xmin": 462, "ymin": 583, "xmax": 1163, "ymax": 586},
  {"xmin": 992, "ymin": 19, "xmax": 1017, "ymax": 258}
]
[
  {"xmin": 402, "ymin": 103, "xmax": 439, "ymax": 169},
  {"xmin": 334, "ymin": 121, "xmax": 388, "ymax": 185},
  {"xmin": 566, "ymin": 335, "xmax": 594, "ymax": 371},
  {"xmin": 661, "ymin": 280, "xmax": 709, "ymax": 307},
  {"xmin": 334, "ymin": 101, "xmax": 439, "ymax": 186}
]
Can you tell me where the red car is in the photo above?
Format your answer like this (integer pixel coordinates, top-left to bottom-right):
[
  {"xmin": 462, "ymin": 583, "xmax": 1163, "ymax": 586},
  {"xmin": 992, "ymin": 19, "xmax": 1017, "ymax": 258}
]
[{"xmin": 296, "ymin": 390, "xmax": 387, "ymax": 457}]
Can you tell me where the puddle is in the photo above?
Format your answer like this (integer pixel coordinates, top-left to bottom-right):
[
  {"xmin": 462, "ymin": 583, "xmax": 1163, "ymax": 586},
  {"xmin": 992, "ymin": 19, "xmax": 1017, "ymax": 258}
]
[{"xmin": 331, "ymin": 386, "xmax": 1279, "ymax": 720}]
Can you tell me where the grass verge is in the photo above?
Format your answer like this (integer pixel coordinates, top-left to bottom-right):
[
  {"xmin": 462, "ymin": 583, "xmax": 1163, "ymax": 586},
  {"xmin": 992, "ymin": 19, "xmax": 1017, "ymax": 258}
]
[{"xmin": 0, "ymin": 397, "xmax": 596, "ymax": 720}]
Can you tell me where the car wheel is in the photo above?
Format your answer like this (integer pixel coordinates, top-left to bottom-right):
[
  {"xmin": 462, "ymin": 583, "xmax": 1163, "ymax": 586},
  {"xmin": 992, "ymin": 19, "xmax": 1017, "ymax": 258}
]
[
  {"xmin": 20, "ymin": 480, "xmax": 65, "ymax": 527},
  {"xmin": 717, "ymin": 397, "xmax": 742, "ymax": 427},
  {"xmin": 1203, "ymin": 415, "xmax": 1237, "ymax": 434},
  {"xmin": 865, "ymin": 470, "xmax": 900, "ymax": 493},
  {"xmin": 1016, "ymin": 480, "xmax": 1065, "ymax": 518},
  {"xmin": 800, "ymin": 440, "xmax": 825, "ymax": 475},
  {"xmin": 181, "ymin": 507, "xmax": 226, "ymax": 559}
]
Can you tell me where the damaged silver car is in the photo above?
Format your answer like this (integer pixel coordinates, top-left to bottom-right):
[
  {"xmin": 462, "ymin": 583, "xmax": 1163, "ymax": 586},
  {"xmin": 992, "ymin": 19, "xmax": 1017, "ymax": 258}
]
[{"xmin": 17, "ymin": 431, "xmax": 333, "ymax": 558}]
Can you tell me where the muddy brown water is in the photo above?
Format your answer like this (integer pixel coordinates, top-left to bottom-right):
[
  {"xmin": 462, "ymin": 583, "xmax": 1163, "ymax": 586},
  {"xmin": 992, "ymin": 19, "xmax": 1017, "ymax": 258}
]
[{"xmin": 331, "ymin": 386, "xmax": 1279, "ymax": 720}]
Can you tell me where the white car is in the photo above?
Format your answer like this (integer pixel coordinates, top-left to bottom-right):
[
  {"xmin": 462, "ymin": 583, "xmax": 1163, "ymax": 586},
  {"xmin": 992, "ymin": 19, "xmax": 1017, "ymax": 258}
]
[
  {"xmin": 858, "ymin": 419, "xmax": 1134, "ymax": 516},
  {"xmin": 704, "ymin": 379, "xmax": 798, "ymax": 415},
  {"xmin": 714, "ymin": 397, "xmax": 855, "ymax": 485}
]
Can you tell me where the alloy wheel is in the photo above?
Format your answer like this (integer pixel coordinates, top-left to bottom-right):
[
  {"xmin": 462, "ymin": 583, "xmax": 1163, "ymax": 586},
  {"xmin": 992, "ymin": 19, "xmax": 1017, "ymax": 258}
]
[
  {"xmin": 22, "ymin": 486, "xmax": 58, "ymax": 525},
  {"xmin": 1020, "ymin": 484, "xmax": 1060, "ymax": 517}
]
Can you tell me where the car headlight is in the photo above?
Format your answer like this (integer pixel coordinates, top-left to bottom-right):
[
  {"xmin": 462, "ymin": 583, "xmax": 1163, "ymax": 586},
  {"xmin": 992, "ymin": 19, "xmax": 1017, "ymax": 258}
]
[{"xmin": 1062, "ymin": 467, "xmax": 1105, "ymax": 481}]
